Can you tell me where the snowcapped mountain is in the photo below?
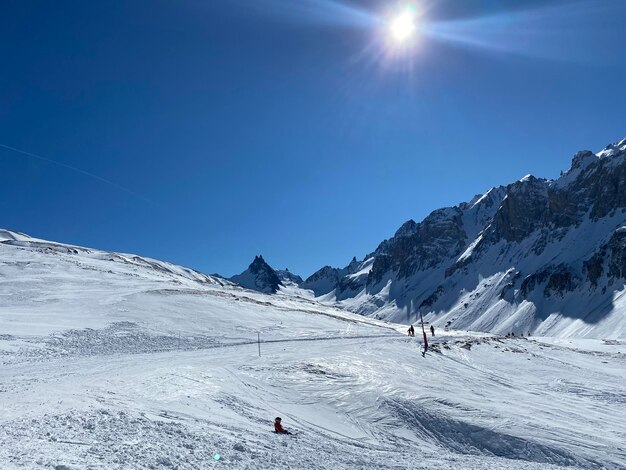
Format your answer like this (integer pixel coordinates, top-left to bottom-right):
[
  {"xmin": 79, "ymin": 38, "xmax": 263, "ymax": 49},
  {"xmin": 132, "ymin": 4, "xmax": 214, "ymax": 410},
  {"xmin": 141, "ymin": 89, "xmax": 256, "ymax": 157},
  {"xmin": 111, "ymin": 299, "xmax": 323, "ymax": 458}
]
[
  {"xmin": 2, "ymin": 224, "xmax": 625, "ymax": 469},
  {"xmin": 301, "ymin": 138, "xmax": 626, "ymax": 340},
  {"xmin": 230, "ymin": 255, "xmax": 282, "ymax": 293},
  {"xmin": 229, "ymin": 255, "xmax": 303, "ymax": 293}
]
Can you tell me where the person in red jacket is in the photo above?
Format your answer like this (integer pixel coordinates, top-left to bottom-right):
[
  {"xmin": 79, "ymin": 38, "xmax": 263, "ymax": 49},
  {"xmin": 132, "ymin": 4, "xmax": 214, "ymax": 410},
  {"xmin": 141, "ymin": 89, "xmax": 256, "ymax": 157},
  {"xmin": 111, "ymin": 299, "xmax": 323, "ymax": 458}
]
[{"xmin": 274, "ymin": 417, "xmax": 291, "ymax": 434}]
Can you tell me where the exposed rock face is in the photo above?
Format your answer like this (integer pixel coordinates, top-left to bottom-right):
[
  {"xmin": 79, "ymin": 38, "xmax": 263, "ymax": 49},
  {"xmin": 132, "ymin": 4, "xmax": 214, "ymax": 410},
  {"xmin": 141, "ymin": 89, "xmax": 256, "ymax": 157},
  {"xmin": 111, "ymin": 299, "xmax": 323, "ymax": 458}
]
[
  {"xmin": 490, "ymin": 176, "xmax": 549, "ymax": 242},
  {"xmin": 543, "ymin": 266, "xmax": 580, "ymax": 298},
  {"xmin": 607, "ymin": 229, "xmax": 626, "ymax": 279},
  {"xmin": 419, "ymin": 285, "xmax": 444, "ymax": 309},
  {"xmin": 305, "ymin": 138, "xmax": 626, "ymax": 338},
  {"xmin": 518, "ymin": 263, "xmax": 582, "ymax": 300},
  {"xmin": 365, "ymin": 203, "xmax": 485, "ymax": 287},
  {"xmin": 368, "ymin": 207, "xmax": 467, "ymax": 283},
  {"xmin": 230, "ymin": 255, "xmax": 283, "ymax": 294},
  {"xmin": 302, "ymin": 265, "xmax": 342, "ymax": 296},
  {"xmin": 583, "ymin": 252, "xmax": 604, "ymax": 287},
  {"xmin": 584, "ymin": 228, "xmax": 626, "ymax": 286},
  {"xmin": 367, "ymin": 255, "xmax": 393, "ymax": 286},
  {"xmin": 302, "ymin": 257, "xmax": 364, "ymax": 296}
]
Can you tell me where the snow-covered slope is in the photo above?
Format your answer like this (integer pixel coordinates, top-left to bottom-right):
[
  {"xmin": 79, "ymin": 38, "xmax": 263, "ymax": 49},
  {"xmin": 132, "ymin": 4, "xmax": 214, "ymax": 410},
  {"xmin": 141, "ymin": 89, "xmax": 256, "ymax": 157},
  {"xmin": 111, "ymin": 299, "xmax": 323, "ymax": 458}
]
[
  {"xmin": 303, "ymin": 138, "xmax": 626, "ymax": 340},
  {"xmin": 1, "ymin": 230, "xmax": 625, "ymax": 469}
]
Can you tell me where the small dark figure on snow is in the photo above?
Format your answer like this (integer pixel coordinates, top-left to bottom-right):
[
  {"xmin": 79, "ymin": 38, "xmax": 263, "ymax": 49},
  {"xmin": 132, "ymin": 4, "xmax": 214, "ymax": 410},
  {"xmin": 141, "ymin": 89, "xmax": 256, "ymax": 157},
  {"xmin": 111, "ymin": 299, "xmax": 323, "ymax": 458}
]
[
  {"xmin": 274, "ymin": 417, "xmax": 291, "ymax": 434},
  {"xmin": 430, "ymin": 325, "xmax": 435, "ymax": 336},
  {"xmin": 408, "ymin": 325, "xmax": 415, "ymax": 337}
]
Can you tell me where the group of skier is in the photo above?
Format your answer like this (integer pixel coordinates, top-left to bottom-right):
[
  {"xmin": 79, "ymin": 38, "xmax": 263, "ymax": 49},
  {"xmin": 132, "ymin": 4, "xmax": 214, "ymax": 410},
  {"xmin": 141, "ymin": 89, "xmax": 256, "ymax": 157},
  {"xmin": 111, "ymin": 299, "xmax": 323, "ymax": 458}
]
[{"xmin": 407, "ymin": 324, "xmax": 435, "ymax": 337}]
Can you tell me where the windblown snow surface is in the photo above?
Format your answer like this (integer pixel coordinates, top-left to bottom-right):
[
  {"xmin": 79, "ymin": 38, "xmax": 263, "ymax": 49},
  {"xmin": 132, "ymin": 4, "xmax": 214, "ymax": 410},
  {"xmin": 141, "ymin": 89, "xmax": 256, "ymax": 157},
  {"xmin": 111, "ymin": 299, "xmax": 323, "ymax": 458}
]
[{"xmin": 1, "ymin": 231, "xmax": 625, "ymax": 469}]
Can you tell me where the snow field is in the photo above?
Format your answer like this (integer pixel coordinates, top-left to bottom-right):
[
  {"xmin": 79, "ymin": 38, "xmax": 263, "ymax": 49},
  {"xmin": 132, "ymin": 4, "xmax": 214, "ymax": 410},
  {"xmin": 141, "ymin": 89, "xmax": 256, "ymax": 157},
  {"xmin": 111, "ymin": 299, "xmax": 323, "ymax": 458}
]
[{"xmin": 1, "ymin": 236, "xmax": 626, "ymax": 469}]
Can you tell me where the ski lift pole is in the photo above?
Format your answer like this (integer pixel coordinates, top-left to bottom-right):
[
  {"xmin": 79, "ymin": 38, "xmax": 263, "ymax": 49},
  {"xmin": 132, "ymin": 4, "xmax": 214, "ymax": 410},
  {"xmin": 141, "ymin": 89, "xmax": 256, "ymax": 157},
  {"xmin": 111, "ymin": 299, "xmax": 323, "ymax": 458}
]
[{"xmin": 420, "ymin": 313, "xmax": 428, "ymax": 352}]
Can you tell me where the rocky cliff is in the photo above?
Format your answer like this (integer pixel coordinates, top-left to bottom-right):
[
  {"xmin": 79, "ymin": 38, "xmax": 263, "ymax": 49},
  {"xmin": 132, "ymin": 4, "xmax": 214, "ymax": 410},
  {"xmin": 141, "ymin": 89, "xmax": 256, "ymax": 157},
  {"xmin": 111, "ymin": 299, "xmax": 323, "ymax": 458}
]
[{"xmin": 306, "ymin": 138, "xmax": 626, "ymax": 339}]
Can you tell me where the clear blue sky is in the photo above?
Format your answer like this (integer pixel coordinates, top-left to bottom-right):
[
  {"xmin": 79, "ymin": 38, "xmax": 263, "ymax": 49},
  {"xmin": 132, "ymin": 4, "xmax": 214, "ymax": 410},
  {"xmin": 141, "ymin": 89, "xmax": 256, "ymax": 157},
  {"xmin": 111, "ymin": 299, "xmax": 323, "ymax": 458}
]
[{"xmin": 1, "ymin": 0, "xmax": 625, "ymax": 277}]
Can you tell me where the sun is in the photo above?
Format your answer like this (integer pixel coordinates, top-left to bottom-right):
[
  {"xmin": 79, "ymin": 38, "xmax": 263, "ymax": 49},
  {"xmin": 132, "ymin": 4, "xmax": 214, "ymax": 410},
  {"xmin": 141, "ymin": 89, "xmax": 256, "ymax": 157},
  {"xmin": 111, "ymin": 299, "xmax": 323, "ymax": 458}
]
[{"xmin": 389, "ymin": 7, "xmax": 418, "ymax": 44}]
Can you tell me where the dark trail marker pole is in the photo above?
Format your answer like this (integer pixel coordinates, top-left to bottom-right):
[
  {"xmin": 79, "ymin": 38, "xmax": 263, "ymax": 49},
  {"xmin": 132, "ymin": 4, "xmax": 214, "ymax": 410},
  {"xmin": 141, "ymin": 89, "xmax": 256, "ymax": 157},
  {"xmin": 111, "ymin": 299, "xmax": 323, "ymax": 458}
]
[
  {"xmin": 258, "ymin": 332, "xmax": 261, "ymax": 357},
  {"xmin": 420, "ymin": 313, "xmax": 428, "ymax": 354}
]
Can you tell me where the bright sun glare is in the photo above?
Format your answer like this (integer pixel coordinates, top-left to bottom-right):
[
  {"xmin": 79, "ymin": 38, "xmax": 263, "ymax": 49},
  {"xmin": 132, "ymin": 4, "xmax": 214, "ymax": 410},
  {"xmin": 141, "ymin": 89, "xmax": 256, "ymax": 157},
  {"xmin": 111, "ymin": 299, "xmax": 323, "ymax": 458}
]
[{"xmin": 390, "ymin": 7, "xmax": 417, "ymax": 43}]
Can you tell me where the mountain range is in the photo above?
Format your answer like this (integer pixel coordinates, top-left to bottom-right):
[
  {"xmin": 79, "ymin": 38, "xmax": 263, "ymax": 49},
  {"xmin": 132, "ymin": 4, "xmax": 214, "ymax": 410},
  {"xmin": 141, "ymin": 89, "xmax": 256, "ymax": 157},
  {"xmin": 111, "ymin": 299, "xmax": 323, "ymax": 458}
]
[{"xmin": 229, "ymin": 137, "xmax": 626, "ymax": 339}]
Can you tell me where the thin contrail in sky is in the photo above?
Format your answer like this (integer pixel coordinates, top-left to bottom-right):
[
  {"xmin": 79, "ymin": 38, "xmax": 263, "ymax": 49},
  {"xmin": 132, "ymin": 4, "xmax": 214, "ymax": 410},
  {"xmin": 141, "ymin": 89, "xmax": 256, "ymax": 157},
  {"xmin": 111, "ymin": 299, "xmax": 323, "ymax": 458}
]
[{"xmin": 0, "ymin": 143, "xmax": 151, "ymax": 203}]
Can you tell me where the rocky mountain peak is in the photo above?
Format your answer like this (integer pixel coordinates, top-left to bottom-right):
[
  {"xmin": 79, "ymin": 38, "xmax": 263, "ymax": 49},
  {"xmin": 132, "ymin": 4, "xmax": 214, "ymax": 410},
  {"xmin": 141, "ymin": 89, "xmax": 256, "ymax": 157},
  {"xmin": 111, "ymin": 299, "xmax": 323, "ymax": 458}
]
[
  {"xmin": 230, "ymin": 255, "xmax": 283, "ymax": 294},
  {"xmin": 394, "ymin": 220, "xmax": 418, "ymax": 238},
  {"xmin": 570, "ymin": 150, "xmax": 597, "ymax": 171},
  {"xmin": 597, "ymin": 137, "xmax": 626, "ymax": 159},
  {"xmin": 249, "ymin": 255, "xmax": 270, "ymax": 274}
]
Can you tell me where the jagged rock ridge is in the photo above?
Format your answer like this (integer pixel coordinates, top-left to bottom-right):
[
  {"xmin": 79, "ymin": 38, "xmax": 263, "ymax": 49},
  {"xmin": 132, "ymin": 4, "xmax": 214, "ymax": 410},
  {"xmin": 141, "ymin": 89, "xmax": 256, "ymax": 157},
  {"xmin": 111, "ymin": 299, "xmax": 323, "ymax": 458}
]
[
  {"xmin": 230, "ymin": 255, "xmax": 283, "ymax": 294},
  {"xmin": 304, "ymin": 137, "xmax": 626, "ymax": 339},
  {"xmin": 229, "ymin": 256, "xmax": 303, "ymax": 293}
]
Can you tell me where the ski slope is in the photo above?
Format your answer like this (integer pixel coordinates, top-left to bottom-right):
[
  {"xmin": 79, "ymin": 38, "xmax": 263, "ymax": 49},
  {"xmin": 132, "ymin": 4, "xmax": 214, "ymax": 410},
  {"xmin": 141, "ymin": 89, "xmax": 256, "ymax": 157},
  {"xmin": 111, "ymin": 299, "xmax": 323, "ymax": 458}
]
[{"xmin": 1, "ymin": 231, "xmax": 625, "ymax": 469}]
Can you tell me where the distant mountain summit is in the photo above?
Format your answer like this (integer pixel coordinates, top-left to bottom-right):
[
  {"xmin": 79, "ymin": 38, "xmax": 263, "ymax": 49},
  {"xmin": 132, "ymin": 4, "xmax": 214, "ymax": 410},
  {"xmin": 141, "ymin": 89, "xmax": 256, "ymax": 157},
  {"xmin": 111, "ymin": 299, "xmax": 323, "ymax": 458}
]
[{"xmin": 230, "ymin": 255, "xmax": 283, "ymax": 293}]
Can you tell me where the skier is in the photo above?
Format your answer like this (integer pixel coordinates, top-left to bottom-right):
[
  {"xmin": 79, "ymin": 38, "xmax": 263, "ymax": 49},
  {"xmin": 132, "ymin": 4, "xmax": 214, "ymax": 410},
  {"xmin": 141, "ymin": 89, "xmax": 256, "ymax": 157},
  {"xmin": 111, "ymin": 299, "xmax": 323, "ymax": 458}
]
[
  {"xmin": 274, "ymin": 417, "xmax": 291, "ymax": 435},
  {"xmin": 430, "ymin": 325, "xmax": 435, "ymax": 336},
  {"xmin": 408, "ymin": 325, "xmax": 415, "ymax": 337}
]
